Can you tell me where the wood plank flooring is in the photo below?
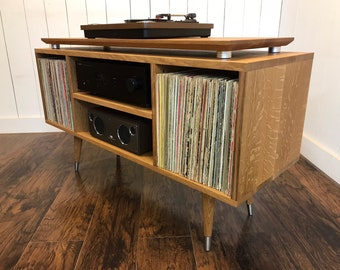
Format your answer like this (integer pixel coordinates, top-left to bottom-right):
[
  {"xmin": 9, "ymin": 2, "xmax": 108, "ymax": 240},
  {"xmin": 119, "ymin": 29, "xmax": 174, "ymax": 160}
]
[{"xmin": 0, "ymin": 132, "xmax": 339, "ymax": 270}]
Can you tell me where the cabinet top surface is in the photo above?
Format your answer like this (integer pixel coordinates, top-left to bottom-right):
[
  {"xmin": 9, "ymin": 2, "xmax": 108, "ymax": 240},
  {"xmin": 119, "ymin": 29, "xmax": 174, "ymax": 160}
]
[
  {"xmin": 35, "ymin": 46, "xmax": 313, "ymax": 72},
  {"xmin": 42, "ymin": 37, "xmax": 294, "ymax": 52}
]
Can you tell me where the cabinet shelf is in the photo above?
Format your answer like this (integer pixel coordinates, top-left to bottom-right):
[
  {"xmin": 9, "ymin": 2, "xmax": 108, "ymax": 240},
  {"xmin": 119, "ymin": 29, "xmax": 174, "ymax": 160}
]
[
  {"xmin": 76, "ymin": 131, "xmax": 154, "ymax": 167},
  {"xmin": 73, "ymin": 92, "xmax": 152, "ymax": 119},
  {"xmin": 45, "ymin": 120, "xmax": 75, "ymax": 134}
]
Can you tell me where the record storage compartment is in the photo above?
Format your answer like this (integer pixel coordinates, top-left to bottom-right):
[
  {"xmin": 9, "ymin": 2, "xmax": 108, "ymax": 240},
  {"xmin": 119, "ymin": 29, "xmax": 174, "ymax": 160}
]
[{"xmin": 35, "ymin": 39, "xmax": 313, "ymax": 251}]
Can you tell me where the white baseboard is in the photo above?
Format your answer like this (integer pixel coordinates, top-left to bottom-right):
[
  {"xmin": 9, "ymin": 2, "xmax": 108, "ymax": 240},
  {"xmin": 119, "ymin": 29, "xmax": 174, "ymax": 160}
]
[
  {"xmin": 301, "ymin": 134, "xmax": 340, "ymax": 185},
  {"xmin": 0, "ymin": 117, "xmax": 60, "ymax": 133}
]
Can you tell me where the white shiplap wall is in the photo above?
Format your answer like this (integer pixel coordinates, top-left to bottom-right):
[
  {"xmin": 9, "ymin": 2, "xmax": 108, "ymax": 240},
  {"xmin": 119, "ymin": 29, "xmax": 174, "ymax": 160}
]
[
  {"xmin": 0, "ymin": 0, "xmax": 282, "ymax": 133},
  {"xmin": 279, "ymin": 0, "xmax": 340, "ymax": 184}
]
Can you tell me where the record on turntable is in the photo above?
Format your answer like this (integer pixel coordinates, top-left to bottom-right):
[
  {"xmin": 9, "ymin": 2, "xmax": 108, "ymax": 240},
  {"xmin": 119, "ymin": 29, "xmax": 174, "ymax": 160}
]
[{"xmin": 81, "ymin": 13, "xmax": 214, "ymax": 39}]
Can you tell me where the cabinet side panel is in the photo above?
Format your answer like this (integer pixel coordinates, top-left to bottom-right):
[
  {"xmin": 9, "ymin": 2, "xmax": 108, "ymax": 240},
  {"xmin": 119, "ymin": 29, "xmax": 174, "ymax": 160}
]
[
  {"xmin": 150, "ymin": 64, "xmax": 161, "ymax": 165},
  {"xmin": 235, "ymin": 65, "xmax": 286, "ymax": 200},
  {"xmin": 35, "ymin": 54, "xmax": 49, "ymax": 122},
  {"xmin": 274, "ymin": 59, "xmax": 313, "ymax": 176},
  {"xmin": 66, "ymin": 56, "xmax": 78, "ymax": 132}
]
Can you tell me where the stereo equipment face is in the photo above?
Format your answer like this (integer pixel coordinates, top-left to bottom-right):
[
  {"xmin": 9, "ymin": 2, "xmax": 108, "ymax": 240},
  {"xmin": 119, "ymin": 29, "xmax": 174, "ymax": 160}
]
[
  {"xmin": 88, "ymin": 107, "xmax": 152, "ymax": 155},
  {"xmin": 76, "ymin": 59, "xmax": 151, "ymax": 108}
]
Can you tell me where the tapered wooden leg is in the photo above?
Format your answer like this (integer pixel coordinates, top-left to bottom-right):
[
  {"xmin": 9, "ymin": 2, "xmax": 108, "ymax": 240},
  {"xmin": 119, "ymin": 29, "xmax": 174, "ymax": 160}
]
[
  {"xmin": 202, "ymin": 193, "xmax": 215, "ymax": 252},
  {"xmin": 74, "ymin": 137, "xmax": 83, "ymax": 172},
  {"xmin": 246, "ymin": 197, "xmax": 254, "ymax": 216}
]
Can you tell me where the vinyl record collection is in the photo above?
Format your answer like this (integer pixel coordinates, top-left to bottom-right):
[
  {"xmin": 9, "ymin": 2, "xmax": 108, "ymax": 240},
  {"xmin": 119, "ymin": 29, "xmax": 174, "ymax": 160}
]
[
  {"xmin": 156, "ymin": 71, "xmax": 238, "ymax": 195},
  {"xmin": 38, "ymin": 58, "xmax": 74, "ymax": 130}
]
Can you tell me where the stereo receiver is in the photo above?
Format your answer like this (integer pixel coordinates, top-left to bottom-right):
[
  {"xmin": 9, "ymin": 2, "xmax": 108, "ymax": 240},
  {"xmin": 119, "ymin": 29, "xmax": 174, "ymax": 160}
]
[{"xmin": 76, "ymin": 59, "xmax": 151, "ymax": 108}]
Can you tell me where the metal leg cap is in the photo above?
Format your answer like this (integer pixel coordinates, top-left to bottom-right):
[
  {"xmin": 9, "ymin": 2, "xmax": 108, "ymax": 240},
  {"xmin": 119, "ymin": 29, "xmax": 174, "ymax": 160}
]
[
  {"xmin": 269, "ymin": 46, "xmax": 281, "ymax": 53},
  {"xmin": 74, "ymin": 162, "xmax": 80, "ymax": 173},
  {"xmin": 247, "ymin": 203, "xmax": 253, "ymax": 216},
  {"xmin": 205, "ymin": 236, "xmax": 212, "ymax": 252},
  {"xmin": 216, "ymin": 51, "xmax": 232, "ymax": 59}
]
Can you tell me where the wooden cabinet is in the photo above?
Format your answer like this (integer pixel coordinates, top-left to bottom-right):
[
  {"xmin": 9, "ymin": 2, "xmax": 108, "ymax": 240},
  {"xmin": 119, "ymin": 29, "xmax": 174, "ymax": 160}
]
[{"xmin": 35, "ymin": 37, "xmax": 313, "ymax": 251}]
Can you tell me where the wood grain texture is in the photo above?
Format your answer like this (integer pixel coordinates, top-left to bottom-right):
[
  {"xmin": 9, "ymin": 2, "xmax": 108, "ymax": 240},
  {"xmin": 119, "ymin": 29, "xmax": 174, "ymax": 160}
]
[
  {"xmin": 74, "ymin": 157, "xmax": 144, "ymax": 270},
  {"xmin": 30, "ymin": 172, "xmax": 96, "ymax": 242},
  {"xmin": 73, "ymin": 92, "xmax": 152, "ymax": 119},
  {"xmin": 1, "ymin": 133, "xmax": 339, "ymax": 270},
  {"xmin": 202, "ymin": 194, "xmax": 215, "ymax": 237},
  {"xmin": 13, "ymin": 241, "xmax": 82, "ymax": 270},
  {"xmin": 139, "ymin": 170, "xmax": 191, "ymax": 237},
  {"xmin": 274, "ymin": 59, "xmax": 314, "ymax": 176},
  {"xmin": 137, "ymin": 237, "xmax": 196, "ymax": 270},
  {"xmin": 72, "ymin": 98, "xmax": 92, "ymax": 133},
  {"xmin": 0, "ymin": 133, "xmax": 73, "ymax": 269},
  {"xmin": 41, "ymin": 37, "xmax": 294, "ymax": 52},
  {"xmin": 35, "ymin": 48, "xmax": 313, "ymax": 73},
  {"xmin": 235, "ymin": 58, "xmax": 313, "ymax": 201},
  {"xmin": 235, "ymin": 65, "xmax": 286, "ymax": 200},
  {"xmin": 292, "ymin": 158, "xmax": 340, "ymax": 223}
]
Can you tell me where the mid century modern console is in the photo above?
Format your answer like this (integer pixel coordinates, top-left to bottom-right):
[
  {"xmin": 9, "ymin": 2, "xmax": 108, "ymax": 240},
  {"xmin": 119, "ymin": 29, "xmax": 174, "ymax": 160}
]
[{"xmin": 35, "ymin": 37, "xmax": 313, "ymax": 251}]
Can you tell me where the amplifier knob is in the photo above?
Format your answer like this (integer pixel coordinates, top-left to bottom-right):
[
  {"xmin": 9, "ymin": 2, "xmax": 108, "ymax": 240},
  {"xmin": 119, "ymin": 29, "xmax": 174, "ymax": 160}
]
[
  {"xmin": 129, "ymin": 126, "xmax": 136, "ymax": 135},
  {"xmin": 126, "ymin": 77, "xmax": 142, "ymax": 93}
]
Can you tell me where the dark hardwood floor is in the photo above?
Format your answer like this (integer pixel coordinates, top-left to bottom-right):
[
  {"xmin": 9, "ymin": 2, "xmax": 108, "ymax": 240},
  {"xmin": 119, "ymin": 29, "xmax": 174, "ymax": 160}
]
[{"xmin": 0, "ymin": 132, "xmax": 339, "ymax": 270}]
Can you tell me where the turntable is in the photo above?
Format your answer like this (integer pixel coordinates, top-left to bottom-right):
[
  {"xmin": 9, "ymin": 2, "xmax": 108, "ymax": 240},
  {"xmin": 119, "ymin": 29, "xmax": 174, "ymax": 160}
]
[{"xmin": 81, "ymin": 13, "xmax": 213, "ymax": 39}]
